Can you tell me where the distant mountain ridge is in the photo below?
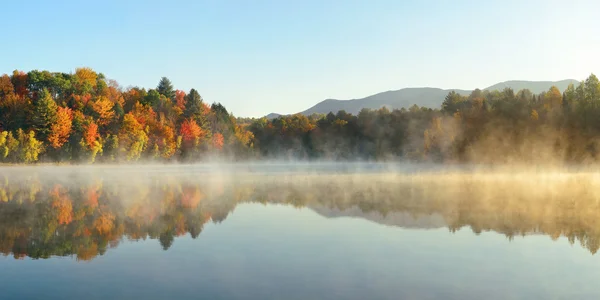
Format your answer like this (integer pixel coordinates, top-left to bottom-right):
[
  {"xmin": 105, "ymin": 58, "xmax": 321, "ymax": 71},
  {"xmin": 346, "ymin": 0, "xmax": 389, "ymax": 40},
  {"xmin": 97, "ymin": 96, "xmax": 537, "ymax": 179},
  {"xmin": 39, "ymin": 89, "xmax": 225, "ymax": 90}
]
[
  {"xmin": 309, "ymin": 204, "xmax": 447, "ymax": 229},
  {"xmin": 484, "ymin": 79, "xmax": 578, "ymax": 94},
  {"xmin": 266, "ymin": 79, "xmax": 579, "ymax": 118},
  {"xmin": 265, "ymin": 113, "xmax": 282, "ymax": 119}
]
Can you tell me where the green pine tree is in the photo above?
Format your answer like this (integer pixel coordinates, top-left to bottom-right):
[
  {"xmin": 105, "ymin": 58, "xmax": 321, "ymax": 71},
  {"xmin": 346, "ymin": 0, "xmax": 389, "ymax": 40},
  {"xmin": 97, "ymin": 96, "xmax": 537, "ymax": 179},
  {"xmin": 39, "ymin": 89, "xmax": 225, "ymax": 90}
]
[
  {"xmin": 183, "ymin": 89, "xmax": 205, "ymax": 123},
  {"xmin": 156, "ymin": 77, "xmax": 175, "ymax": 100},
  {"xmin": 31, "ymin": 89, "xmax": 58, "ymax": 140}
]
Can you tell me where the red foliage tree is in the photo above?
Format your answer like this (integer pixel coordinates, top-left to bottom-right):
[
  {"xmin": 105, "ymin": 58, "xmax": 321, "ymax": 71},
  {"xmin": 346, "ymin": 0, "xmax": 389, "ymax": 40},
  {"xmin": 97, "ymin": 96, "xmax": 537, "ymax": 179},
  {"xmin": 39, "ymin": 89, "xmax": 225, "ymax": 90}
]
[
  {"xmin": 179, "ymin": 118, "xmax": 203, "ymax": 142},
  {"xmin": 11, "ymin": 71, "xmax": 28, "ymax": 97}
]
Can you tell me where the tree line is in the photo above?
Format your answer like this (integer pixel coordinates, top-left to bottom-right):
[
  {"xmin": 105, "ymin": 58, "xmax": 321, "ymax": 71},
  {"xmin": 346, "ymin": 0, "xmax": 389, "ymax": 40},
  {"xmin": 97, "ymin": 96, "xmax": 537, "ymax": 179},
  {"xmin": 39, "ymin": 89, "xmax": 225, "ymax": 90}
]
[
  {"xmin": 251, "ymin": 74, "xmax": 600, "ymax": 164},
  {"xmin": 0, "ymin": 68, "xmax": 254, "ymax": 163},
  {"xmin": 1, "ymin": 68, "xmax": 600, "ymax": 163}
]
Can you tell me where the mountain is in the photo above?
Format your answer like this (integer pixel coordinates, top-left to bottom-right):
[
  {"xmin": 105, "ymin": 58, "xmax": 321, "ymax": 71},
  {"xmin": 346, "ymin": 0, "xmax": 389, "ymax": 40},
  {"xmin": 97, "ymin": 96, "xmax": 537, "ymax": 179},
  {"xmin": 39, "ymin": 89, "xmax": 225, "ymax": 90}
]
[
  {"xmin": 484, "ymin": 79, "xmax": 579, "ymax": 94},
  {"xmin": 309, "ymin": 204, "xmax": 447, "ymax": 229},
  {"xmin": 265, "ymin": 79, "xmax": 579, "ymax": 117},
  {"xmin": 265, "ymin": 113, "xmax": 282, "ymax": 120},
  {"xmin": 299, "ymin": 87, "xmax": 471, "ymax": 116}
]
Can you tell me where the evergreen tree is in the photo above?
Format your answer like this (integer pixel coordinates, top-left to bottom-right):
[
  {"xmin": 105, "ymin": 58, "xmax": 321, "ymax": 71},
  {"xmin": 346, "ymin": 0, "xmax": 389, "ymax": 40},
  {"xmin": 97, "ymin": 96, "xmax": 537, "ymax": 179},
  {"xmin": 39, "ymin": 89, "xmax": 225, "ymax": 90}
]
[
  {"xmin": 563, "ymin": 92, "xmax": 570, "ymax": 113},
  {"xmin": 157, "ymin": 77, "xmax": 175, "ymax": 100},
  {"xmin": 211, "ymin": 102, "xmax": 234, "ymax": 136},
  {"xmin": 183, "ymin": 89, "xmax": 205, "ymax": 123},
  {"xmin": 32, "ymin": 89, "xmax": 58, "ymax": 140}
]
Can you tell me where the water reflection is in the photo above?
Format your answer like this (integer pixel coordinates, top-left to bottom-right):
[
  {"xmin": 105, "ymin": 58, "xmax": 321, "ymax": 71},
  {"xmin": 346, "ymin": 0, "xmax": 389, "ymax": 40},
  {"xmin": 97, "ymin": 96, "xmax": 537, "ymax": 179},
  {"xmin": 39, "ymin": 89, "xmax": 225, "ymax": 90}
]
[{"xmin": 2, "ymin": 166, "xmax": 600, "ymax": 261}]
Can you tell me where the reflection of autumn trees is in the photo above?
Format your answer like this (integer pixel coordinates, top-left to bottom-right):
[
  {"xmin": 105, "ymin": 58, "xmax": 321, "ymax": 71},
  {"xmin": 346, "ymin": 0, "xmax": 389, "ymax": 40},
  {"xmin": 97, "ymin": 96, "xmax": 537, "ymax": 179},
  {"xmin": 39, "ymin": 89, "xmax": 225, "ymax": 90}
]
[
  {"xmin": 0, "ymin": 172, "xmax": 216, "ymax": 261},
  {"xmin": 3, "ymin": 171, "xmax": 600, "ymax": 261}
]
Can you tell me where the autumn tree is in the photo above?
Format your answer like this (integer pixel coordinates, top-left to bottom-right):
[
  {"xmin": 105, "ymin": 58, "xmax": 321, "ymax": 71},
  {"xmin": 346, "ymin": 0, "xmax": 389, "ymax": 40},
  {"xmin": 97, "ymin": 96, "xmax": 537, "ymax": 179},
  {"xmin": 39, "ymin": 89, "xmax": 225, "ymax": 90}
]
[
  {"xmin": 50, "ymin": 185, "xmax": 73, "ymax": 225},
  {"xmin": 91, "ymin": 96, "xmax": 115, "ymax": 128},
  {"xmin": 234, "ymin": 125, "xmax": 254, "ymax": 148},
  {"xmin": 119, "ymin": 113, "xmax": 149, "ymax": 161},
  {"xmin": 122, "ymin": 87, "xmax": 146, "ymax": 113},
  {"xmin": 0, "ymin": 131, "xmax": 9, "ymax": 160},
  {"xmin": 149, "ymin": 123, "xmax": 177, "ymax": 159},
  {"xmin": 3, "ymin": 132, "xmax": 19, "ymax": 162},
  {"xmin": 0, "ymin": 75, "xmax": 14, "ymax": 97},
  {"xmin": 212, "ymin": 133, "xmax": 224, "ymax": 150},
  {"xmin": 73, "ymin": 67, "xmax": 98, "ymax": 94},
  {"xmin": 174, "ymin": 90, "xmax": 186, "ymax": 111},
  {"xmin": 0, "ymin": 74, "xmax": 30, "ymax": 131},
  {"xmin": 544, "ymin": 86, "xmax": 563, "ymax": 110},
  {"xmin": 48, "ymin": 107, "xmax": 73, "ymax": 149},
  {"xmin": 83, "ymin": 121, "xmax": 99, "ymax": 149},
  {"xmin": 530, "ymin": 109, "xmax": 539, "ymax": 121},
  {"xmin": 80, "ymin": 121, "xmax": 102, "ymax": 163},
  {"xmin": 179, "ymin": 118, "xmax": 203, "ymax": 143},
  {"xmin": 94, "ymin": 212, "xmax": 115, "ymax": 235},
  {"xmin": 11, "ymin": 70, "xmax": 28, "ymax": 97},
  {"xmin": 16, "ymin": 129, "xmax": 43, "ymax": 163},
  {"xmin": 68, "ymin": 93, "xmax": 92, "ymax": 111}
]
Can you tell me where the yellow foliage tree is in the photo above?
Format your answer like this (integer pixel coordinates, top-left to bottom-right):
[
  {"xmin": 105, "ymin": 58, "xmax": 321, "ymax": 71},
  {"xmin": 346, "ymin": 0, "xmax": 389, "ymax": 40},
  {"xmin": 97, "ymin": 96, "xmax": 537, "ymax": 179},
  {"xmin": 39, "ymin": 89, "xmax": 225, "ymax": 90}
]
[{"xmin": 92, "ymin": 96, "xmax": 115, "ymax": 127}]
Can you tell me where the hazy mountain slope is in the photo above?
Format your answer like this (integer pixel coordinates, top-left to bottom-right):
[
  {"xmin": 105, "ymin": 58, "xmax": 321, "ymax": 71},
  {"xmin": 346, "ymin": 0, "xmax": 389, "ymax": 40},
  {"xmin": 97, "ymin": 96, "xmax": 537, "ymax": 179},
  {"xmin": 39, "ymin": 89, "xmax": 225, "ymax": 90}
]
[
  {"xmin": 300, "ymin": 88, "xmax": 471, "ymax": 116},
  {"xmin": 483, "ymin": 79, "xmax": 579, "ymax": 94},
  {"xmin": 265, "ymin": 113, "xmax": 282, "ymax": 120},
  {"xmin": 309, "ymin": 204, "xmax": 447, "ymax": 229},
  {"xmin": 265, "ymin": 79, "xmax": 580, "ymax": 117}
]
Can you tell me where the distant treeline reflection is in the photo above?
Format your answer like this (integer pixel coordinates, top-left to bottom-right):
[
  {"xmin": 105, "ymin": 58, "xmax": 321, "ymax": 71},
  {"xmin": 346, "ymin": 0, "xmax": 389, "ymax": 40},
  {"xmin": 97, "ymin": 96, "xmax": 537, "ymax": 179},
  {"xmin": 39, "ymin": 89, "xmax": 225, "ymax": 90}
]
[{"xmin": 1, "ymin": 171, "xmax": 600, "ymax": 261}]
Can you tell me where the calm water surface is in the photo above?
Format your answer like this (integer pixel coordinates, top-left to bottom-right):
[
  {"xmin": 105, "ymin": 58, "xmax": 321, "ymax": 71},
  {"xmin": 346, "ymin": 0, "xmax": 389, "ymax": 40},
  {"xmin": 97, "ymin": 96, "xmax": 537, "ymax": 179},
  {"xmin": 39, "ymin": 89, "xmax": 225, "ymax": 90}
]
[{"xmin": 1, "ymin": 164, "xmax": 600, "ymax": 299}]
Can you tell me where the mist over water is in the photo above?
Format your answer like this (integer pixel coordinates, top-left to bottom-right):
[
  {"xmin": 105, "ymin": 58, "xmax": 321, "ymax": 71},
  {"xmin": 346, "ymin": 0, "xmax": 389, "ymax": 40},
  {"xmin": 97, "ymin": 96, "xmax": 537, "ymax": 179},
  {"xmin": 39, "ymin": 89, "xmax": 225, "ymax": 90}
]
[{"xmin": 2, "ymin": 163, "xmax": 600, "ymax": 299}]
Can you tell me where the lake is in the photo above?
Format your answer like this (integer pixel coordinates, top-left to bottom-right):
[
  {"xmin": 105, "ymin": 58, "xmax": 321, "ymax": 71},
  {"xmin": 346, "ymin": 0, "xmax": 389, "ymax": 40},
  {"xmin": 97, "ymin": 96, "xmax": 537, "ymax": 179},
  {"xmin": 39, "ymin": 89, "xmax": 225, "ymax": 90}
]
[{"xmin": 1, "ymin": 163, "xmax": 600, "ymax": 300}]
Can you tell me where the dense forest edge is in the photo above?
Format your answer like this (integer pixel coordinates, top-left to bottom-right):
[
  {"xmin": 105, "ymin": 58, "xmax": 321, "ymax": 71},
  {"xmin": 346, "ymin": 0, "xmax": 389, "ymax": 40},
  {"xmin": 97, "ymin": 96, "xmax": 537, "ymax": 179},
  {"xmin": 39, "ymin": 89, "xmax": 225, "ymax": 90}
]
[{"xmin": 1, "ymin": 68, "xmax": 600, "ymax": 164}]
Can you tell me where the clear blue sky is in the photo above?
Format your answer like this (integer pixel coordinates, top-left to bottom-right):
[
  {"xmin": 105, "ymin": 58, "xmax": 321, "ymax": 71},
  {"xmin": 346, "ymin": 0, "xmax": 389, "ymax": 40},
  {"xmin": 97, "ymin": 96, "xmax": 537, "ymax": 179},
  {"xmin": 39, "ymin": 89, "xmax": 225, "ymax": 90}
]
[{"xmin": 1, "ymin": 0, "xmax": 599, "ymax": 117}]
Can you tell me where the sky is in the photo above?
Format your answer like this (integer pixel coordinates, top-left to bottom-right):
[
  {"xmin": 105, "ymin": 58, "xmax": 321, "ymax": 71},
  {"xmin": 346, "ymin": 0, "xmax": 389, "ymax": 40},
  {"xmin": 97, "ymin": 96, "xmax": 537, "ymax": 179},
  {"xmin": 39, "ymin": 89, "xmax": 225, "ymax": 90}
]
[{"xmin": 1, "ymin": 0, "xmax": 599, "ymax": 117}]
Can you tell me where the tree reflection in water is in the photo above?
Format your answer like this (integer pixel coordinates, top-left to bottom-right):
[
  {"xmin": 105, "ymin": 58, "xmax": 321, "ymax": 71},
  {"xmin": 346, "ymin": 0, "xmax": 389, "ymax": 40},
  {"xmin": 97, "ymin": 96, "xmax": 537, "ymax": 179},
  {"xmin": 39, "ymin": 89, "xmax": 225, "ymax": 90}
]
[{"xmin": 2, "ymin": 167, "xmax": 600, "ymax": 261}]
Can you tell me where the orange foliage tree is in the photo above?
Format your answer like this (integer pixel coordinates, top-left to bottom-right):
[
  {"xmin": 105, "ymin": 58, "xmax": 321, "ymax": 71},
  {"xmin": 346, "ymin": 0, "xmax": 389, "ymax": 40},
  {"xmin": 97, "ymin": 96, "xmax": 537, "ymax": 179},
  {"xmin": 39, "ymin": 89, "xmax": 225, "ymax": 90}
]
[
  {"xmin": 0, "ymin": 75, "xmax": 13, "ymax": 96},
  {"xmin": 150, "ymin": 123, "xmax": 177, "ymax": 159},
  {"xmin": 175, "ymin": 90, "xmax": 186, "ymax": 110},
  {"xmin": 94, "ymin": 211, "xmax": 115, "ymax": 235},
  {"xmin": 212, "ymin": 132, "xmax": 224, "ymax": 150},
  {"xmin": 106, "ymin": 81, "xmax": 125, "ymax": 107},
  {"xmin": 48, "ymin": 107, "xmax": 73, "ymax": 149},
  {"xmin": 132, "ymin": 102, "xmax": 157, "ymax": 127},
  {"xmin": 84, "ymin": 121, "xmax": 99, "ymax": 149},
  {"xmin": 50, "ymin": 185, "xmax": 73, "ymax": 225}
]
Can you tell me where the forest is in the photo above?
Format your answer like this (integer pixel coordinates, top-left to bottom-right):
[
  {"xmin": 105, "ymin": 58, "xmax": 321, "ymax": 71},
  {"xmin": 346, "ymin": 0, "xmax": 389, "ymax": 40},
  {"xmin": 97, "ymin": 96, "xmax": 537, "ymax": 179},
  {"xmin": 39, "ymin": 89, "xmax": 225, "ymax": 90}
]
[{"xmin": 1, "ymin": 68, "xmax": 600, "ymax": 164}]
